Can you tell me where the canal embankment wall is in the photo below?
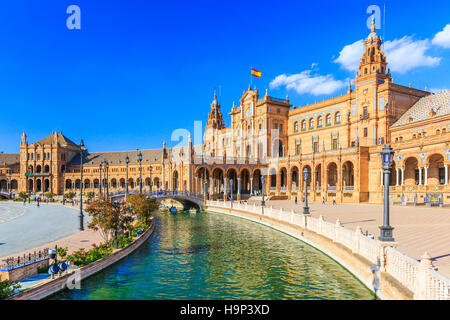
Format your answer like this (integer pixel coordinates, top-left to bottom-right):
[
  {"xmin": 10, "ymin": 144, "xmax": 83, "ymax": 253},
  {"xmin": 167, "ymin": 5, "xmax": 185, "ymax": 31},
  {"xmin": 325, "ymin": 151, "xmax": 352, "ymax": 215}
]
[
  {"xmin": 207, "ymin": 201, "xmax": 450, "ymax": 300},
  {"xmin": 7, "ymin": 219, "xmax": 156, "ymax": 300}
]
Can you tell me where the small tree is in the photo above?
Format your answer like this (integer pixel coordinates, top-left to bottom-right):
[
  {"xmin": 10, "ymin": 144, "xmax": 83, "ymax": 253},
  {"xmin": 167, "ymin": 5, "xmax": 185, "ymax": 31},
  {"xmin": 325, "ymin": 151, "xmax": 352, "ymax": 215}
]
[
  {"xmin": 127, "ymin": 194, "xmax": 158, "ymax": 225},
  {"xmin": 86, "ymin": 191, "xmax": 95, "ymax": 200},
  {"xmin": 86, "ymin": 198, "xmax": 134, "ymax": 246},
  {"xmin": 18, "ymin": 192, "xmax": 27, "ymax": 201},
  {"xmin": 45, "ymin": 192, "xmax": 54, "ymax": 200},
  {"xmin": 65, "ymin": 192, "xmax": 76, "ymax": 200}
]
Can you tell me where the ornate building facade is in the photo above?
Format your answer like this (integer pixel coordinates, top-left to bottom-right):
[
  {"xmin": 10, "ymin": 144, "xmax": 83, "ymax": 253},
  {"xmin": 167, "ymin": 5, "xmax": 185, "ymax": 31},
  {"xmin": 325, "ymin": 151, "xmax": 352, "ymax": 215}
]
[{"xmin": 0, "ymin": 22, "xmax": 449, "ymax": 205}]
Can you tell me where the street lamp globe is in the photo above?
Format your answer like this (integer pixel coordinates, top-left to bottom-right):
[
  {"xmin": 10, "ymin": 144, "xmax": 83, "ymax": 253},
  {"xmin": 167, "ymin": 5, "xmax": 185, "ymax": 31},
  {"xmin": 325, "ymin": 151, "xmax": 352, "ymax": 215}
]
[
  {"xmin": 125, "ymin": 155, "xmax": 130, "ymax": 164},
  {"xmin": 379, "ymin": 144, "xmax": 395, "ymax": 242}
]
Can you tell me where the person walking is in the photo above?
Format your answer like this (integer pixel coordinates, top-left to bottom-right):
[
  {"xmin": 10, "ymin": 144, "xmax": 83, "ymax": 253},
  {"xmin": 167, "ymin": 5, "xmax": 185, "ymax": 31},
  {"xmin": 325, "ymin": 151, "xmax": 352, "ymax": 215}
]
[
  {"xmin": 23, "ymin": 198, "xmax": 26, "ymax": 206},
  {"xmin": 333, "ymin": 196, "xmax": 336, "ymax": 205},
  {"xmin": 322, "ymin": 196, "xmax": 325, "ymax": 205},
  {"xmin": 37, "ymin": 197, "xmax": 40, "ymax": 208},
  {"xmin": 295, "ymin": 196, "xmax": 298, "ymax": 205}
]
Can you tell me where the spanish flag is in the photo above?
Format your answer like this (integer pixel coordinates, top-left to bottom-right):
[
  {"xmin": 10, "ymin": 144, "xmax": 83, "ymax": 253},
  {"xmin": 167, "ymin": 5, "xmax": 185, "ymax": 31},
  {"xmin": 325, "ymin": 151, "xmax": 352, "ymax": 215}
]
[{"xmin": 251, "ymin": 68, "xmax": 261, "ymax": 78}]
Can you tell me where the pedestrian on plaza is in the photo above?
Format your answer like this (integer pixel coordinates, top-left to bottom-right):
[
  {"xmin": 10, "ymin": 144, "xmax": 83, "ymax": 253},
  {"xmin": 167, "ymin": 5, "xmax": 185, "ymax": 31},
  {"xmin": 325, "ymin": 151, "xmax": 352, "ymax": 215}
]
[
  {"xmin": 37, "ymin": 198, "xmax": 40, "ymax": 207},
  {"xmin": 23, "ymin": 198, "xmax": 26, "ymax": 206},
  {"xmin": 322, "ymin": 196, "xmax": 325, "ymax": 205},
  {"xmin": 295, "ymin": 196, "xmax": 298, "ymax": 205},
  {"xmin": 333, "ymin": 196, "xmax": 336, "ymax": 205}
]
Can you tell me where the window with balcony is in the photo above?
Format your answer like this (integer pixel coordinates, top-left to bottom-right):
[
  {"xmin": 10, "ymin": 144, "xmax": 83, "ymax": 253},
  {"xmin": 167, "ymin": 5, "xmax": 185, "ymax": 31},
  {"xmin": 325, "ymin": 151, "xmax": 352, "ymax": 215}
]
[
  {"xmin": 301, "ymin": 120, "xmax": 306, "ymax": 131},
  {"xmin": 313, "ymin": 142, "xmax": 319, "ymax": 153},
  {"xmin": 332, "ymin": 138, "xmax": 338, "ymax": 150}
]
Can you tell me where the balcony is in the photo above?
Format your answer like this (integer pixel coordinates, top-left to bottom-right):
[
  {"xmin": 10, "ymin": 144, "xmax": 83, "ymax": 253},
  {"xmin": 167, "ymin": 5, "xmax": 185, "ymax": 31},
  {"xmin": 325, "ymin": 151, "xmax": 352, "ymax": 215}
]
[{"xmin": 360, "ymin": 113, "xmax": 369, "ymax": 120}]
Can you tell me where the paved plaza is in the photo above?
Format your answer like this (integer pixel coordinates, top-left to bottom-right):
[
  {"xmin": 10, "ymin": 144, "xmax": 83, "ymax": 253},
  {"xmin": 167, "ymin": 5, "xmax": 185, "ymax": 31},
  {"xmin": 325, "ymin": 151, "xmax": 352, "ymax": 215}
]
[
  {"xmin": 0, "ymin": 202, "xmax": 97, "ymax": 258},
  {"xmin": 250, "ymin": 199, "xmax": 450, "ymax": 277}
]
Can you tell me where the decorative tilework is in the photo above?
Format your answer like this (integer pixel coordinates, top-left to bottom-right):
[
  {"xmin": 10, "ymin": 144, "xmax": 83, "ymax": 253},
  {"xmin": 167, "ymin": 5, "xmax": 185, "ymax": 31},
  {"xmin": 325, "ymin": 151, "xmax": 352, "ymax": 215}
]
[
  {"xmin": 444, "ymin": 149, "xmax": 450, "ymax": 161},
  {"xmin": 293, "ymin": 107, "xmax": 343, "ymax": 123},
  {"xmin": 418, "ymin": 152, "xmax": 427, "ymax": 164},
  {"xmin": 396, "ymin": 155, "xmax": 403, "ymax": 166},
  {"xmin": 393, "ymin": 90, "xmax": 450, "ymax": 127}
]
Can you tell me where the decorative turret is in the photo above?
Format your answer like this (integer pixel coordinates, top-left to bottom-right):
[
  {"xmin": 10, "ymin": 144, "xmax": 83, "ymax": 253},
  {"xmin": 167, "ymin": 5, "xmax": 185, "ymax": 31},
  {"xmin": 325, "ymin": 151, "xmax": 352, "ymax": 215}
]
[
  {"xmin": 21, "ymin": 131, "xmax": 27, "ymax": 145},
  {"xmin": 206, "ymin": 90, "xmax": 225, "ymax": 130},
  {"xmin": 357, "ymin": 18, "xmax": 390, "ymax": 81}
]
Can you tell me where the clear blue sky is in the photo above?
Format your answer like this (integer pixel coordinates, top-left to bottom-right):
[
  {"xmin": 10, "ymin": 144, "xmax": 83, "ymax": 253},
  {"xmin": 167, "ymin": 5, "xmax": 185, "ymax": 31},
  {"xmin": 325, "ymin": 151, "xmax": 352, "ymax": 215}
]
[{"xmin": 1, "ymin": 0, "xmax": 449, "ymax": 153}]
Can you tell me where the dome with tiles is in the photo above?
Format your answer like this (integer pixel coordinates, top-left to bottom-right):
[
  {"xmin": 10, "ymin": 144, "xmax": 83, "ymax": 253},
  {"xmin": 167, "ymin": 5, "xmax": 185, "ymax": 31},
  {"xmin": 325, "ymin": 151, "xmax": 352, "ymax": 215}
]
[{"xmin": 392, "ymin": 89, "xmax": 450, "ymax": 127}]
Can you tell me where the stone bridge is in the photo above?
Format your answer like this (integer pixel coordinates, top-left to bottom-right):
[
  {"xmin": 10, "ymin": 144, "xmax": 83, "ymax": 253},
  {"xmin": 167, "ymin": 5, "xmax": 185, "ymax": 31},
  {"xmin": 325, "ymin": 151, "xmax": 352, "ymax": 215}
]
[{"xmin": 111, "ymin": 191, "xmax": 205, "ymax": 210}]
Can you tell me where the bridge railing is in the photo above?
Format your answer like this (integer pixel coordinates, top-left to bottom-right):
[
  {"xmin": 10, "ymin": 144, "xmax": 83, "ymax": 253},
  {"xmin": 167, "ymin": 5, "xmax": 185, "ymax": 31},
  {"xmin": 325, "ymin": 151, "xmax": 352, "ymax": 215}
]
[{"xmin": 206, "ymin": 199, "xmax": 450, "ymax": 300}]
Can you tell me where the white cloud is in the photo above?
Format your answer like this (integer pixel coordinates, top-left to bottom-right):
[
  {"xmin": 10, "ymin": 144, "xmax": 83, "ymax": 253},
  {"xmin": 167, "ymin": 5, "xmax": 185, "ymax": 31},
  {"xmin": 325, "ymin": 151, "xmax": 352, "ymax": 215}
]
[
  {"xmin": 384, "ymin": 36, "xmax": 441, "ymax": 73},
  {"xmin": 334, "ymin": 36, "xmax": 441, "ymax": 74},
  {"xmin": 432, "ymin": 24, "xmax": 450, "ymax": 48},
  {"xmin": 333, "ymin": 40, "xmax": 365, "ymax": 72},
  {"xmin": 269, "ymin": 69, "xmax": 346, "ymax": 96}
]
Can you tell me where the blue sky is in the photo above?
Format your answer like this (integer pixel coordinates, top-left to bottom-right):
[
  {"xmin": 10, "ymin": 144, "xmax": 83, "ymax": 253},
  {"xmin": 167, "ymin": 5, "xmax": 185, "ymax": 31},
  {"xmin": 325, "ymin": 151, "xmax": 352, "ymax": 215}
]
[{"xmin": 0, "ymin": 0, "xmax": 449, "ymax": 153}]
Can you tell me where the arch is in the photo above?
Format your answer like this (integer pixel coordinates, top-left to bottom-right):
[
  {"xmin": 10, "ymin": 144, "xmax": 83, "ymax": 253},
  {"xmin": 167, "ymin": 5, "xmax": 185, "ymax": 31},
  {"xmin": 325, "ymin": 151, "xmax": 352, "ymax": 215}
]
[
  {"xmin": 94, "ymin": 179, "xmax": 100, "ymax": 188},
  {"xmin": 301, "ymin": 165, "xmax": 312, "ymax": 187},
  {"xmin": 111, "ymin": 178, "xmax": 117, "ymax": 189},
  {"xmin": 240, "ymin": 168, "xmax": 251, "ymax": 194},
  {"xmin": 44, "ymin": 165, "xmax": 50, "ymax": 173},
  {"xmin": 269, "ymin": 167, "xmax": 277, "ymax": 188},
  {"xmin": 309, "ymin": 117, "xmax": 314, "ymax": 129},
  {"xmin": 404, "ymin": 157, "xmax": 419, "ymax": 185},
  {"xmin": 0, "ymin": 179, "xmax": 7, "ymax": 190},
  {"xmin": 119, "ymin": 178, "xmax": 125, "ymax": 189},
  {"xmin": 342, "ymin": 161, "xmax": 354, "ymax": 187},
  {"xmin": 301, "ymin": 120, "xmax": 306, "ymax": 131},
  {"xmin": 212, "ymin": 167, "xmax": 224, "ymax": 195},
  {"xmin": 334, "ymin": 111, "xmax": 341, "ymax": 124},
  {"xmin": 44, "ymin": 179, "xmax": 50, "ymax": 192},
  {"xmin": 153, "ymin": 177, "xmax": 160, "ymax": 189},
  {"xmin": 36, "ymin": 179, "xmax": 42, "ymax": 192},
  {"xmin": 75, "ymin": 179, "xmax": 81, "ymax": 189},
  {"xmin": 294, "ymin": 121, "xmax": 299, "ymax": 132},
  {"xmin": 290, "ymin": 166, "xmax": 299, "ymax": 188},
  {"xmin": 279, "ymin": 167, "xmax": 288, "ymax": 188},
  {"xmin": 28, "ymin": 165, "xmax": 33, "ymax": 173},
  {"xmin": 327, "ymin": 162, "xmax": 338, "ymax": 187},
  {"xmin": 128, "ymin": 178, "xmax": 135, "ymax": 189},
  {"xmin": 317, "ymin": 115, "xmax": 323, "ymax": 128},
  {"xmin": 36, "ymin": 165, "xmax": 42, "ymax": 173},
  {"xmin": 315, "ymin": 164, "xmax": 322, "ymax": 188},
  {"xmin": 11, "ymin": 179, "xmax": 18, "ymax": 190},
  {"xmin": 172, "ymin": 170, "xmax": 179, "ymax": 191},
  {"xmin": 28, "ymin": 179, "xmax": 33, "ymax": 192},
  {"xmin": 326, "ymin": 113, "xmax": 332, "ymax": 126},
  {"xmin": 252, "ymin": 169, "xmax": 263, "ymax": 194},
  {"xmin": 84, "ymin": 179, "xmax": 91, "ymax": 189},
  {"xmin": 427, "ymin": 153, "xmax": 445, "ymax": 185},
  {"xmin": 226, "ymin": 168, "xmax": 238, "ymax": 195},
  {"xmin": 65, "ymin": 179, "xmax": 72, "ymax": 189},
  {"xmin": 145, "ymin": 177, "xmax": 151, "ymax": 189}
]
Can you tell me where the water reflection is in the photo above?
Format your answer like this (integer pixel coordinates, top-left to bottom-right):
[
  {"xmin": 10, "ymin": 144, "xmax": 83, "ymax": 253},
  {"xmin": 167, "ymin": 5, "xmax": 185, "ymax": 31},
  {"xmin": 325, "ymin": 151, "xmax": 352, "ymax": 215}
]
[{"xmin": 50, "ymin": 211, "xmax": 373, "ymax": 300}]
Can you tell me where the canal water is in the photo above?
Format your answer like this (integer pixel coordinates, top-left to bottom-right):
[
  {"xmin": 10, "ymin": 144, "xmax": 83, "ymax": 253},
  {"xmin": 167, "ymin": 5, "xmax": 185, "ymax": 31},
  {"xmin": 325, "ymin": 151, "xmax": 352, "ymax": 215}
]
[{"xmin": 50, "ymin": 211, "xmax": 374, "ymax": 300}]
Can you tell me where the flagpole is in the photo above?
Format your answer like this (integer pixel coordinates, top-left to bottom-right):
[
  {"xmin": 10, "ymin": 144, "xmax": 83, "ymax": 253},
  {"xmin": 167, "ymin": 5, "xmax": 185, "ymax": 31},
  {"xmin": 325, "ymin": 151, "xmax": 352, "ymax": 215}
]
[{"xmin": 250, "ymin": 65, "xmax": 252, "ymax": 88}]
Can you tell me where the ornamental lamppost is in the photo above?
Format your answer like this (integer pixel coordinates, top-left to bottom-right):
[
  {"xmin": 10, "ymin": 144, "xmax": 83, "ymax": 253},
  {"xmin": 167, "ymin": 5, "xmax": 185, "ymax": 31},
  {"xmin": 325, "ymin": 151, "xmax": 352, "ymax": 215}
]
[
  {"xmin": 104, "ymin": 160, "xmax": 109, "ymax": 200},
  {"xmin": 229, "ymin": 178, "xmax": 233, "ymax": 203},
  {"xmin": 149, "ymin": 166, "xmax": 153, "ymax": 194},
  {"xmin": 113, "ymin": 200, "xmax": 119, "ymax": 249},
  {"xmin": 125, "ymin": 155, "xmax": 130, "ymax": 196},
  {"xmin": 62, "ymin": 167, "xmax": 66, "ymax": 204},
  {"xmin": 99, "ymin": 162, "xmax": 103, "ymax": 196},
  {"xmin": 379, "ymin": 144, "xmax": 395, "ymax": 242},
  {"xmin": 203, "ymin": 168, "xmax": 207, "ymax": 202},
  {"xmin": 261, "ymin": 175, "xmax": 265, "ymax": 206},
  {"xmin": 138, "ymin": 150, "xmax": 143, "ymax": 193},
  {"xmin": 7, "ymin": 169, "xmax": 12, "ymax": 199},
  {"xmin": 79, "ymin": 139, "xmax": 85, "ymax": 231},
  {"xmin": 303, "ymin": 168, "xmax": 310, "ymax": 215}
]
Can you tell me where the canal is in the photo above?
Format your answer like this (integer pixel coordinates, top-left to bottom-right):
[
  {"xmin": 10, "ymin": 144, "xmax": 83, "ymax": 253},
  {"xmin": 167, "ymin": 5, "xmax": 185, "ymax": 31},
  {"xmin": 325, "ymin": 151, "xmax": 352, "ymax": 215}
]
[{"xmin": 50, "ymin": 210, "xmax": 374, "ymax": 300}]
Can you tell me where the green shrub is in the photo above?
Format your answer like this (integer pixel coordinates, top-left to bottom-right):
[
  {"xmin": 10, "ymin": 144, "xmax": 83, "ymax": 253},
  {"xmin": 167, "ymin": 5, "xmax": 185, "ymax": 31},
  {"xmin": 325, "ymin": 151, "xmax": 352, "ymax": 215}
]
[
  {"xmin": 66, "ymin": 243, "xmax": 113, "ymax": 267},
  {"xmin": 0, "ymin": 280, "xmax": 21, "ymax": 300}
]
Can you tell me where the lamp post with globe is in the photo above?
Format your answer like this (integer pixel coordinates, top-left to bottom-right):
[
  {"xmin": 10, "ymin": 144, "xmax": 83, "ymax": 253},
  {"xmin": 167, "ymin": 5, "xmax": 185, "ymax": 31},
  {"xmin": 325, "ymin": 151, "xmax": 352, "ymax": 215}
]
[{"xmin": 379, "ymin": 144, "xmax": 395, "ymax": 242}]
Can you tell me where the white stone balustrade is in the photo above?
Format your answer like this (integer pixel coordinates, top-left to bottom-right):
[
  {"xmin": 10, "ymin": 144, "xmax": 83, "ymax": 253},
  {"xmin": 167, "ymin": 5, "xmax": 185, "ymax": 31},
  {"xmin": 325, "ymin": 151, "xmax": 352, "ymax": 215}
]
[{"xmin": 206, "ymin": 200, "xmax": 450, "ymax": 300}]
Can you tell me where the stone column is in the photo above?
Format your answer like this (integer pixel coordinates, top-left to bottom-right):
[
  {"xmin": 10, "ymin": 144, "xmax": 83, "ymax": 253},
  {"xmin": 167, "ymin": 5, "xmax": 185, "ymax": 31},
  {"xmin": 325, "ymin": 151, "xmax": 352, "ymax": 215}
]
[
  {"xmin": 445, "ymin": 164, "xmax": 448, "ymax": 185},
  {"xmin": 250, "ymin": 177, "xmax": 253, "ymax": 195},
  {"xmin": 401, "ymin": 167, "xmax": 405, "ymax": 186},
  {"xmin": 276, "ymin": 171, "xmax": 281, "ymax": 194},
  {"xmin": 396, "ymin": 168, "xmax": 399, "ymax": 186},
  {"xmin": 419, "ymin": 167, "xmax": 422, "ymax": 185},
  {"xmin": 424, "ymin": 166, "xmax": 428, "ymax": 186},
  {"xmin": 209, "ymin": 177, "xmax": 213, "ymax": 195},
  {"xmin": 224, "ymin": 178, "xmax": 228, "ymax": 200}
]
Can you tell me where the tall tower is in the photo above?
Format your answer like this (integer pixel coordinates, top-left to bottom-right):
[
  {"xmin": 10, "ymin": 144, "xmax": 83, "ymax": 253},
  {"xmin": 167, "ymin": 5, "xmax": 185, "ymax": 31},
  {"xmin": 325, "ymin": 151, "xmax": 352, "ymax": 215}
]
[
  {"xmin": 206, "ymin": 90, "xmax": 225, "ymax": 130},
  {"xmin": 357, "ymin": 18, "xmax": 390, "ymax": 81}
]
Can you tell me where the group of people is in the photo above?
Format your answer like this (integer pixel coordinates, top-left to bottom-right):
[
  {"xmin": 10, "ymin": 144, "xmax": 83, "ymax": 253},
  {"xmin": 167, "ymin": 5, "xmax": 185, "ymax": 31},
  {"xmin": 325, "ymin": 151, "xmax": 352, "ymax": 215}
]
[{"xmin": 294, "ymin": 195, "xmax": 337, "ymax": 205}]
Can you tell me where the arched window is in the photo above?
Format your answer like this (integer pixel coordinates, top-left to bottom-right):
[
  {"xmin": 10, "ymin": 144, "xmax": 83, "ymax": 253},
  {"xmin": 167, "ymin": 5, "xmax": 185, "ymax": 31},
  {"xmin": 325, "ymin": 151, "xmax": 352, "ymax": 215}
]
[
  {"xmin": 436, "ymin": 129, "xmax": 441, "ymax": 135},
  {"xmin": 326, "ymin": 114, "xmax": 331, "ymax": 126},
  {"xmin": 294, "ymin": 121, "xmax": 299, "ymax": 132},
  {"xmin": 309, "ymin": 118, "xmax": 314, "ymax": 129},
  {"xmin": 335, "ymin": 112, "xmax": 341, "ymax": 124},
  {"xmin": 317, "ymin": 116, "xmax": 323, "ymax": 128},
  {"xmin": 301, "ymin": 120, "xmax": 306, "ymax": 131}
]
